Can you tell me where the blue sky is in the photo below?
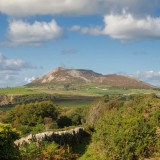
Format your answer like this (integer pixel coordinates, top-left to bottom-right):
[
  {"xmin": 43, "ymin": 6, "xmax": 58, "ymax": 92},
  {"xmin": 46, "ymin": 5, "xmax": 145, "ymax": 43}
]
[{"xmin": 0, "ymin": 0, "xmax": 160, "ymax": 87}]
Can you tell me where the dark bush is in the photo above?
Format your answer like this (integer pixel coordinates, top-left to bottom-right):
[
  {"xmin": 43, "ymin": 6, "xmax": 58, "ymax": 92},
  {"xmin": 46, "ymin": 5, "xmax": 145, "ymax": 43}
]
[{"xmin": 57, "ymin": 116, "xmax": 72, "ymax": 128}]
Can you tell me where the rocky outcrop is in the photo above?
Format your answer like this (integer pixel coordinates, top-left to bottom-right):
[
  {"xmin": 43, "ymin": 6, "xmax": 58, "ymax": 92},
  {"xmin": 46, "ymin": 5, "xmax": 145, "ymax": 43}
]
[
  {"xmin": 15, "ymin": 127, "xmax": 87, "ymax": 146},
  {"xmin": 15, "ymin": 134, "xmax": 33, "ymax": 145},
  {"xmin": 0, "ymin": 94, "xmax": 15, "ymax": 106}
]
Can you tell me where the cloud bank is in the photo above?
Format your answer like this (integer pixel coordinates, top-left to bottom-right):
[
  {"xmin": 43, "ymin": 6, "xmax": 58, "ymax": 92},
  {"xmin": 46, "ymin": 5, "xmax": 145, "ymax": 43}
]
[
  {"xmin": 0, "ymin": 0, "xmax": 159, "ymax": 17},
  {"xmin": 0, "ymin": 1, "xmax": 160, "ymax": 43},
  {"xmin": 0, "ymin": 53, "xmax": 36, "ymax": 70},
  {"xmin": 134, "ymin": 71, "xmax": 160, "ymax": 86},
  {"xmin": 0, "ymin": 53, "xmax": 38, "ymax": 86}
]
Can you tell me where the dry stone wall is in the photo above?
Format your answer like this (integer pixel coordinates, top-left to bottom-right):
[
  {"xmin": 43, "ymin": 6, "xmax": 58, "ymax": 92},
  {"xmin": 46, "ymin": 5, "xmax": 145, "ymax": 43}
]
[{"xmin": 15, "ymin": 127, "xmax": 87, "ymax": 146}]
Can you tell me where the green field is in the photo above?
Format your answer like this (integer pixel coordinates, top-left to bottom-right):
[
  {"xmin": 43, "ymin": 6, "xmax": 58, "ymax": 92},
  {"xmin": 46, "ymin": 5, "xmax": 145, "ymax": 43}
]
[
  {"xmin": 54, "ymin": 97, "xmax": 95, "ymax": 108},
  {"xmin": 0, "ymin": 95, "xmax": 95, "ymax": 111},
  {"xmin": 1, "ymin": 85, "xmax": 160, "ymax": 112},
  {"xmin": 36, "ymin": 86, "xmax": 160, "ymax": 96},
  {"xmin": 0, "ymin": 87, "xmax": 41, "ymax": 95},
  {"xmin": 0, "ymin": 85, "xmax": 160, "ymax": 96}
]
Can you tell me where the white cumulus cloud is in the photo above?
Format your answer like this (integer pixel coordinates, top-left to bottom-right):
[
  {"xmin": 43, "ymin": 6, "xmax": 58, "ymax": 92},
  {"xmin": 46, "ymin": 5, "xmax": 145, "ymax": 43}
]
[
  {"xmin": 103, "ymin": 12, "xmax": 160, "ymax": 40},
  {"xmin": 24, "ymin": 77, "xmax": 36, "ymax": 83},
  {"xmin": 7, "ymin": 19, "xmax": 63, "ymax": 45},
  {"xmin": 70, "ymin": 11, "xmax": 160, "ymax": 40}
]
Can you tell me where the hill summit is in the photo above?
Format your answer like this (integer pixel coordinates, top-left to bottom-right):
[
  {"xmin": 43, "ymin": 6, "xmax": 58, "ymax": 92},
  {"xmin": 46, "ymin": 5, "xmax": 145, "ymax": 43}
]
[{"xmin": 29, "ymin": 67, "xmax": 153, "ymax": 89}]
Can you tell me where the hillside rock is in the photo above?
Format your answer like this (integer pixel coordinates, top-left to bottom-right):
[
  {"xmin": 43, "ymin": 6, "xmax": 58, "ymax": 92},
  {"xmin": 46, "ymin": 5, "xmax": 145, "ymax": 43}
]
[
  {"xmin": 0, "ymin": 94, "xmax": 15, "ymax": 106},
  {"xmin": 32, "ymin": 67, "xmax": 101, "ymax": 84}
]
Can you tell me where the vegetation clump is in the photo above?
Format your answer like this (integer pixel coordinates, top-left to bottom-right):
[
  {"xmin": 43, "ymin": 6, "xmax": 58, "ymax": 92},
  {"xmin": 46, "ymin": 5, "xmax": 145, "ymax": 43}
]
[
  {"xmin": 0, "ymin": 123, "xmax": 20, "ymax": 160},
  {"xmin": 0, "ymin": 94, "xmax": 160, "ymax": 159},
  {"xmin": 80, "ymin": 94, "xmax": 160, "ymax": 160},
  {"xmin": 2, "ymin": 101, "xmax": 59, "ymax": 135}
]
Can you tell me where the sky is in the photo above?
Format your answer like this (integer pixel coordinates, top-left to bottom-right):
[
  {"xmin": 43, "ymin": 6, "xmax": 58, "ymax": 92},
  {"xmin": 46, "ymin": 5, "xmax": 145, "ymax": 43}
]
[{"xmin": 0, "ymin": 0, "xmax": 160, "ymax": 87}]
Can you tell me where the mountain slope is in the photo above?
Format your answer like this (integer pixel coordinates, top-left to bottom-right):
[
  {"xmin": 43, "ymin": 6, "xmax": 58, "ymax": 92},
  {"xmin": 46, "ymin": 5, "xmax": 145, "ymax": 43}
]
[{"xmin": 28, "ymin": 67, "xmax": 153, "ymax": 89}]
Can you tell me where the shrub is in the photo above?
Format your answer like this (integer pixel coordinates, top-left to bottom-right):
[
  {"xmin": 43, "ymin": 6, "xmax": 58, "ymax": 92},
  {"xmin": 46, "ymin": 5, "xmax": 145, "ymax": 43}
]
[
  {"xmin": 20, "ymin": 141, "xmax": 79, "ymax": 160},
  {"xmin": 93, "ymin": 110, "xmax": 157, "ymax": 160},
  {"xmin": 57, "ymin": 116, "xmax": 72, "ymax": 128},
  {"xmin": 0, "ymin": 123, "xmax": 20, "ymax": 160},
  {"xmin": 86, "ymin": 97, "xmax": 123, "ymax": 127},
  {"xmin": 81, "ymin": 94, "xmax": 160, "ymax": 160},
  {"xmin": 4, "ymin": 101, "xmax": 59, "ymax": 127}
]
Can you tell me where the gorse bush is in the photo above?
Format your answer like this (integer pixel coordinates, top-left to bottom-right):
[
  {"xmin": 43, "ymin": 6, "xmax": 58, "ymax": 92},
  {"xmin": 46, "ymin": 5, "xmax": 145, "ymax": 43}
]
[
  {"xmin": 80, "ymin": 94, "xmax": 160, "ymax": 160},
  {"xmin": 57, "ymin": 116, "xmax": 72, "ymax": 128},
  {"xmin": 4, "ymin": 101, "xmax": 58, "ymax": 127},
  {"xmin": 1, "ymin": 100, "xmax": 86, "ymax": 136},
  {"xmin": 92, "ymin": 111, "xmax": 157, "ymax": 160},
  {"xmin": 86, "ymin": 96, "xmax": 124, "ymax": 128},
  {"xmin": 0, "ymin": 123, "xmax": 20, "ymax": 160},
  {"xmin": 1, "ymin": 101, "xmax": 59, "ymax": 135}
]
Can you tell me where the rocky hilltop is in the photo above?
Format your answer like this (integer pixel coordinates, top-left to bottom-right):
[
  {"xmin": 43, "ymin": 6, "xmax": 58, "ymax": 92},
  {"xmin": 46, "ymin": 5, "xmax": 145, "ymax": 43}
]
[{"xmin": 28, "ymin": 67, "xmax": 153, "ymax": 89}]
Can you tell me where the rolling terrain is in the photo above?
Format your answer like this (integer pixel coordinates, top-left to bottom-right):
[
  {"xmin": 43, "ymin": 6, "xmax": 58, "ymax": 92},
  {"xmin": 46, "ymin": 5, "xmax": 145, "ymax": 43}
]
[{"xmin": 1, "ymin": 67, "xmax": 159, "ymax": 107}]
